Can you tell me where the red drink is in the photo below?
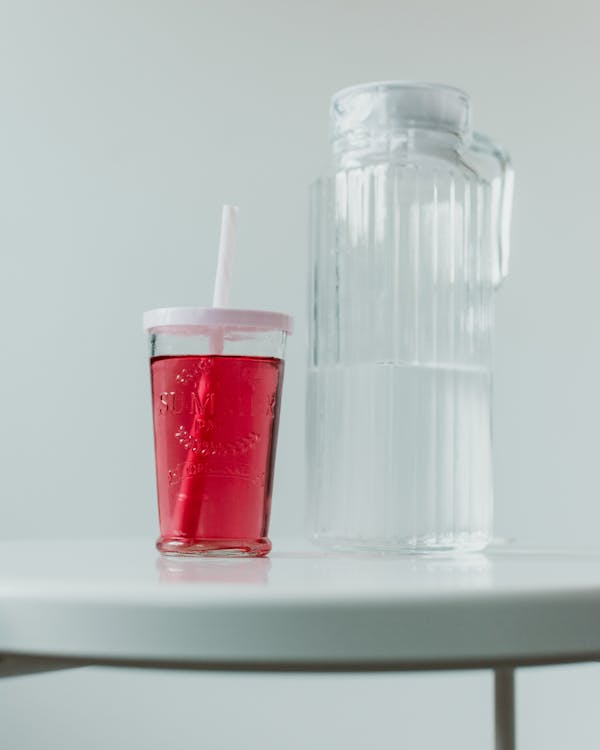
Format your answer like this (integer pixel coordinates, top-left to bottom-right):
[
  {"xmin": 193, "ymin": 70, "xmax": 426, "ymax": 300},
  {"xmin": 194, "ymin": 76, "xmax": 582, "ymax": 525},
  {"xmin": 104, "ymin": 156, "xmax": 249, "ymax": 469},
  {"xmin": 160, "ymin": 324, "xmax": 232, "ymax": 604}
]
[{"xmin": 151, "ymin": 354, "xmax": 284, "ymax": 556}]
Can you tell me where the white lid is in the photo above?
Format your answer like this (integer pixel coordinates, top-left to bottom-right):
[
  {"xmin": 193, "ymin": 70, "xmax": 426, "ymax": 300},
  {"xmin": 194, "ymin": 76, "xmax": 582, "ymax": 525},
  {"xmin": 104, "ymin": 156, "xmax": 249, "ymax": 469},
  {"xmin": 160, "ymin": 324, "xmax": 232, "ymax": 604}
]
[{"xmin": 143, "ymin": 307, "xmax": 293, "ymax": 334}]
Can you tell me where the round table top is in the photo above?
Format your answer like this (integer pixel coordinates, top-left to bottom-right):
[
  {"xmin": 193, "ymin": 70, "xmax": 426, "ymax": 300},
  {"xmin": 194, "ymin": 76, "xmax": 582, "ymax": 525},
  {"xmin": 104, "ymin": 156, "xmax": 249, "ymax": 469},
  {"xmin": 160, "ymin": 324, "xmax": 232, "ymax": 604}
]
[{"xmin": 1, "ymin": 538, "xmax": 600, "ymax": 671}]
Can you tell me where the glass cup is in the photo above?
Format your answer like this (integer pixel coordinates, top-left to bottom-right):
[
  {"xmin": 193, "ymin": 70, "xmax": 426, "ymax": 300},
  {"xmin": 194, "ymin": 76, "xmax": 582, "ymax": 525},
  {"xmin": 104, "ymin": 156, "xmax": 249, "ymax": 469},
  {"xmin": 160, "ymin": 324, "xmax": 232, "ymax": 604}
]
[{"xmin": 144, "ymin": 307, "xmax": 293, "ymax": 557}]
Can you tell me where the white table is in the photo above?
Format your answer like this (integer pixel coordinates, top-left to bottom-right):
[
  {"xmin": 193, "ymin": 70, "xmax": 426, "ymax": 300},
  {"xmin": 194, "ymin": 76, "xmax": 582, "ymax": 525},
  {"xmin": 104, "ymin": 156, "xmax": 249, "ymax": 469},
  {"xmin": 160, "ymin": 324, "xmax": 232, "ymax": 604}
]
[{"xmin": 1, "ymin": 539, "xmax": 599, "ymax": 750}]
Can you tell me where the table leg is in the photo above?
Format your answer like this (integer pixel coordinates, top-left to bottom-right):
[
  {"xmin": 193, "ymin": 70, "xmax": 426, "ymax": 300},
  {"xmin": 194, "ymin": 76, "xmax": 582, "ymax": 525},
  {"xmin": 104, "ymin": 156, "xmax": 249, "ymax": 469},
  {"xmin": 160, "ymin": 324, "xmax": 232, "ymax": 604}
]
[{"xmin": 494, "ymin": 667, "xmax": 516, "ymax": 750}]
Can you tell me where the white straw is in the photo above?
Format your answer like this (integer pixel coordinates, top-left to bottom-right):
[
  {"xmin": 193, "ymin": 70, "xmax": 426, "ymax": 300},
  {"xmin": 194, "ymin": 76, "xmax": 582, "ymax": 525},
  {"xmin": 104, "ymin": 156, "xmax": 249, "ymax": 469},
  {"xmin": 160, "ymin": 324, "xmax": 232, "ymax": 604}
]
[{"xmin": 212, "ymin": 204, "xmax": 238, "ymax": 308}]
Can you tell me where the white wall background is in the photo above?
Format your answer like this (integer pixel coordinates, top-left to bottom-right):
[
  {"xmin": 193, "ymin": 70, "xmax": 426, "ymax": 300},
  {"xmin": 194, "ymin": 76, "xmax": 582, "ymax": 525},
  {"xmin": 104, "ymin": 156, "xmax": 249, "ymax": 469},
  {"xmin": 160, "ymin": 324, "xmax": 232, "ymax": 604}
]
[{"xmin": 1, "ymin": 0, "xmax": 599, "ymax": 747}]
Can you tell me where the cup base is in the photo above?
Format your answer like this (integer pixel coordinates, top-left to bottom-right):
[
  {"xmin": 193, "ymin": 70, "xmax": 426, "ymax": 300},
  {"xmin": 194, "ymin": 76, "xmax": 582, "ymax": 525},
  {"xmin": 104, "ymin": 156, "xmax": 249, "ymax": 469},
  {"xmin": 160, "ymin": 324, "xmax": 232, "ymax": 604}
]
[{"xmin": 156, "ymin": 536, "xmax": 271, "ymax": 558}]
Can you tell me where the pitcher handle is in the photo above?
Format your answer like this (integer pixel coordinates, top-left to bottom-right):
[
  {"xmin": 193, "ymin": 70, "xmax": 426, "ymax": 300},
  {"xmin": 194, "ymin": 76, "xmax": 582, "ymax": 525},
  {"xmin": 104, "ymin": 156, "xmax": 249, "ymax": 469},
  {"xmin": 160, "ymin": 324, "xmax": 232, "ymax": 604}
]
[{"xmin": 469, "ymin": 132, "xmax": 514, "ymax": 285}]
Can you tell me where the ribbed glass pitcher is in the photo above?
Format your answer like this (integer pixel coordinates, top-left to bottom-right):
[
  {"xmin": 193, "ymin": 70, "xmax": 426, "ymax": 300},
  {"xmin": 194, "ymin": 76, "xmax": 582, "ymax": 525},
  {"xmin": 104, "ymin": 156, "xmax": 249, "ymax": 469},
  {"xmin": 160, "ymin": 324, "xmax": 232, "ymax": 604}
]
[{"xmin": 307, "ymin": 82, "xmax": 513, "ymax": 552}]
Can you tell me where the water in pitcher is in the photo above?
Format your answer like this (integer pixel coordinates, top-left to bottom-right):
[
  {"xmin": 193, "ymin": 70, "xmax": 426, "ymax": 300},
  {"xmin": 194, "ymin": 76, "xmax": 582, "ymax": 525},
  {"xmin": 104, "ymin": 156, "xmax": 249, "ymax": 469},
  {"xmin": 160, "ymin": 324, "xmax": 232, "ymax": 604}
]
[{"xmin": 307, "ymin": 362, "xmax": 492, "ymax": 551}]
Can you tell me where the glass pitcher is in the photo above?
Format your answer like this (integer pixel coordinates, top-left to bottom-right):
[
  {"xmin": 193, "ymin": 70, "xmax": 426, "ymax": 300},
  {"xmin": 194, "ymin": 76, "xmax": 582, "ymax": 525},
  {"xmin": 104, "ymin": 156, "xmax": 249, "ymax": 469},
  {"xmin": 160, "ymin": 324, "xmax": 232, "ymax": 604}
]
[{"xmin": 307, "ymin": 81, "xmax": 513, "ymax": 552}]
